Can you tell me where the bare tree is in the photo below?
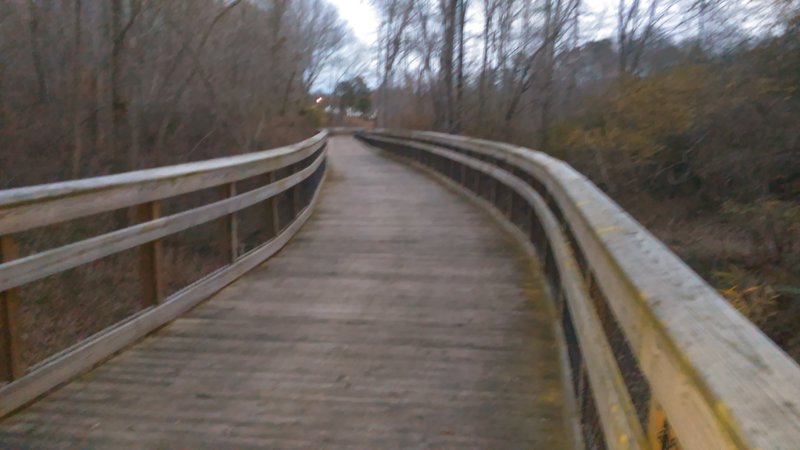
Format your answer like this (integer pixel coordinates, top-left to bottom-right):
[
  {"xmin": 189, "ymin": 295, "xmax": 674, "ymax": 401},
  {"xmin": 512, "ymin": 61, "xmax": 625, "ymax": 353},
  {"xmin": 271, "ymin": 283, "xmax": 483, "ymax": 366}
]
[
  {"xmin": 26, "ymin": 0, "xmax": 48, "ymax": 103},
  {"xmin": 502, "ymin": 0, "xmax": 579, "ymax": 128},
  {"xmin": 0, "ymin": 0, "xmax": 353, "ymax": 188},
  {"xmin": 71, "ymin": 0, "xmax": 84, "ymax": 177},
  {"xmin": 374, "ymin": 0, "xmax": 415, "ymax": 127},
  {"xmin": 454, "ymin": 0, "xmax": 468, "ymax": 132},
  {"xmin": 440, "ymin": 0, "xmax": 457, "ymax": 130},
  {"xmin": 478, "ymin": 0, "xmax": 499, "ymax": 122},
  {"xmin": 617, "ymin": 0, "xmax": 672, "ymax": 74}
]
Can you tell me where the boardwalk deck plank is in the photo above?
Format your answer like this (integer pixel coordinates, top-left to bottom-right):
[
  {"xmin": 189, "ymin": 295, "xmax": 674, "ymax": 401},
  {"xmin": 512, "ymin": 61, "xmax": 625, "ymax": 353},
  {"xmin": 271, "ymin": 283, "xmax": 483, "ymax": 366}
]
[{"xmin": 0, "ymin": 137, "xmax": 568, "ymax": 449}]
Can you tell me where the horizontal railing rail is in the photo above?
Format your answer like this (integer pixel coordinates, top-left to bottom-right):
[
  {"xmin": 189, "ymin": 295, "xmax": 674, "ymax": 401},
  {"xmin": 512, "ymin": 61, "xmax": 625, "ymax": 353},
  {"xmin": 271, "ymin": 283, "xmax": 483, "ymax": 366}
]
[
  {"xmin": 357, "ymin": 129, "xmax": 800, "ymax": 450},
  {"xmin": 0, "ymin": 131, "xmax": 328, "ymax": 416},
  {"xmin": 0, "ymin": 132, "xmax": 325, "ymax": 235}
]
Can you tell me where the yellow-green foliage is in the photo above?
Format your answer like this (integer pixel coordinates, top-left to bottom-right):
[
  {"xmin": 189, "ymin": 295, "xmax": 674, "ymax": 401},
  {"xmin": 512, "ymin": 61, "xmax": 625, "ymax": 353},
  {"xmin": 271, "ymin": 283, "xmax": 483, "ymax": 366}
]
[
  {"xmin": 299, "ymin": 105, "xmax": 328, "ymax": 128},
  {"xmin": 714, "ymin": 268, "xmax": 779, "ymax": 328},
  {"xmin": 549, "ymin": 65, "xmax": 713, "ymax": 192},
  {"xmin": 550, "ymin": 65, "xmax": 714, "ymax": 191}
]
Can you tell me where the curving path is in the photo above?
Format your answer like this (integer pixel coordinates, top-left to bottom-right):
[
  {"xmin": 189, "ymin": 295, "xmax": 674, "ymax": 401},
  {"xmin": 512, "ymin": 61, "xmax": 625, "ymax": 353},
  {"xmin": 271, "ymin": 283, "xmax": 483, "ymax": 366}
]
[{"xmin": 0, "ymin": 137, "xmax": 570, "ymax": 449}]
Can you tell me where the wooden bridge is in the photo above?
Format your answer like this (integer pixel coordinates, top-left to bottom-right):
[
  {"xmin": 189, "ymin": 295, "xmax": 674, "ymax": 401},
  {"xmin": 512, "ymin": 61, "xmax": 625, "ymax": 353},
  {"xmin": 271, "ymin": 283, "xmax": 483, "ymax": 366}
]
[{"xmin": 0, "ymin": 131, "xmax": 798, "ymax": 449}]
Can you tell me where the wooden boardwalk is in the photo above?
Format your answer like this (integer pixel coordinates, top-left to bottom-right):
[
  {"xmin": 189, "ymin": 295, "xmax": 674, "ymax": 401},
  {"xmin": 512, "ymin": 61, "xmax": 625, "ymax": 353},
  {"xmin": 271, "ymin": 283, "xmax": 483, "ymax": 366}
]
[{"xmin": 0, "ymin": 137, "xmax": 570, "ymax": 449}]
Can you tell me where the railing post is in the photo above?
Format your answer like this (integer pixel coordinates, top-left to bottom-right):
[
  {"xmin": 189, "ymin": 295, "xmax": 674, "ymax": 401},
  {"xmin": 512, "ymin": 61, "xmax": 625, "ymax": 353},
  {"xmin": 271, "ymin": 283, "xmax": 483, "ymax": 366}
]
[
  {"xmin": 264, "ymin": 172, "xmax": 280, "ymax": 238},
  {"xmin": 282, "ymin": 168, "xmax": 296, "ymax": 222},
  {"xmin": 220, "ymin": 183, "xmax": 239, "ymax": 262},
  {"xmin": 292, "ymin": 165, "xmax": 304, "ymax": 217},
  {"xmin": 489, "ymin": 176, "xmax": 498, "ymax": 205},
  {"xmin": 508, "ymin": 189, "xmax": 516, "ymax": 220},
  {"xmin": 576, "ymin": 361, "xmax": 587, "ymax": 413},
  {"xmin": 648, "ymin": 401, "xmax": 681, "ymax": 450},
  {"xmin": 526, "ymin": 206, "xmax": 536, "ymax": 239},
  {"xmin": 137, "ymin": 201, "xmax": 165, "ymax": 307},
  {"xmin": 0, "ymin": 236, "xmax": 23, "ymax": 382}
]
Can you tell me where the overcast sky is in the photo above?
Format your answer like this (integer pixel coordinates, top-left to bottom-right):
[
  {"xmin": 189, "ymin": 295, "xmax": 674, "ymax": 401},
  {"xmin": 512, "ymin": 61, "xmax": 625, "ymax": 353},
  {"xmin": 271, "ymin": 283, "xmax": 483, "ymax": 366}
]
[
  {"xmin": 329, "ymin": 0, "xmax": 380, "ymax": 46},
  {"xmin": 322, "ymin": 0, "xmax": 621, "ymax": 90},
  {"xmin": 329, "ymin": 0, "xmax": 621, "ymax": 48}
]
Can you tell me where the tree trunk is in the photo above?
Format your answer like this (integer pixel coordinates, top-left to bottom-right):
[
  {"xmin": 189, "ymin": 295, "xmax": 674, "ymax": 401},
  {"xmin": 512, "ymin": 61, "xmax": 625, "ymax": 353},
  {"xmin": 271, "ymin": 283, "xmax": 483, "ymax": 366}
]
[
  {"xmin": 26, "ymin": 0, "xmax": 48, "ymax": 103},
  {"xmin": 95, "ymin": 70, "xmax": 112, "ymax": 166},
  {"xmin": 478, "ymin": 0, "xmax": 494, "ymax": 124},
  {"xmin": 269, "ymin": 0, "xmax": 288, "ymax": 115},
  {"xmin": 110, "ymin": 0, "xmax": 127, "ymax": 167},
  {"xmin": 280, "ymin": 69, "xmax": 296, "ymax": 116},
  {"xmin": 441, "ymin": 0, "xmax": 457, "ymax": 132},
  {"xmin": 71, "ymin": 0, "xmax": 84, "ymax": 178},
  {"xmin": 539, "ymin": 0, "xmax": 556, "ymax": 151},
  {"xmin": 454, "ymin": 0, "xmax": 467, "ymax": 133}
]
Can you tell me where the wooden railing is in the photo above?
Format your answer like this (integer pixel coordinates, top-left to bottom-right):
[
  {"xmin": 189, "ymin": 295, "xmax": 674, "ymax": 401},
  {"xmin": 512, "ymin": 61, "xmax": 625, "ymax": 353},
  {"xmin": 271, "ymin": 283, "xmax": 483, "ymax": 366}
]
[
  {"xmin": 357, "ymin": 130, "xmax": 800, "ymax": 450},
  {"xmin": 0, "ymin": 131, "xmax": 328, "ymax": 416}
]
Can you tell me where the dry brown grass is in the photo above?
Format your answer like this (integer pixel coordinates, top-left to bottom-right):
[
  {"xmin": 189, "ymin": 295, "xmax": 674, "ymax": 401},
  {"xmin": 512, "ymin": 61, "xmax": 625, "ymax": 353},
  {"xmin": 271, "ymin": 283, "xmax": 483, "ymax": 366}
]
[
  {"xmin": 18, "ymin": 225, "xmax": 229, "ymax": 368},
  {"xmin": 625, "ymin": 194, "xmax": 800, "ymax": 361},
  {"xmin": 10, "ymin": 122, "xmax": 318, "ymax": 369}
]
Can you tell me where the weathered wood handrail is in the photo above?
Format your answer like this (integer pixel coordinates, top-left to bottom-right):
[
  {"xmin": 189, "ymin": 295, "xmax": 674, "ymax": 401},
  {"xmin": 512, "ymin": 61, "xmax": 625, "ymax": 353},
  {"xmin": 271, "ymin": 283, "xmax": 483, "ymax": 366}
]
[
  {"xmin": 357, "ymin": 130, "xmax": 800, "ymax": 450},
  {"xmin": 0, "ymin": 131, "xmax": 328, "ymax": 416},
  {"xmin": 0, "ymin": 154, "xmax": 325, "ymax": 293},
  {"xmin": 0, "ymin": 132, "xmax": 325, "ymax": 235}
]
